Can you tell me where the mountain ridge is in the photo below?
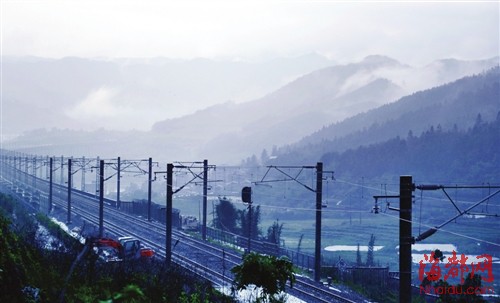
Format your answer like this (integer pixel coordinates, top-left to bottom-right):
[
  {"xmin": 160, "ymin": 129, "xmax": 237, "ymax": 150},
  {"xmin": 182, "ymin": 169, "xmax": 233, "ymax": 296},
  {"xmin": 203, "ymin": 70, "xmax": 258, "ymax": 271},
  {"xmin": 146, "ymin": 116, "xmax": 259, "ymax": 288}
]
[
  {"xmin": 269, "ymin": 66, "xmax": 500, "ymax": 166},
  {"xmin": 4, "ymin": 56, "xmax": 499, "ymax": 164}
]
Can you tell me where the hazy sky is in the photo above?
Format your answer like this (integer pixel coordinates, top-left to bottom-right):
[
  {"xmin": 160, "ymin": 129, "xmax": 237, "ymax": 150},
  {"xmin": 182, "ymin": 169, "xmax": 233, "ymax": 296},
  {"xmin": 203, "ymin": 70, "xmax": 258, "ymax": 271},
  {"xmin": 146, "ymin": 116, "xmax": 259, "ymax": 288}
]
[{"xmin": 1, "ymin": 1, "xmax": 499, "ymax": 65}]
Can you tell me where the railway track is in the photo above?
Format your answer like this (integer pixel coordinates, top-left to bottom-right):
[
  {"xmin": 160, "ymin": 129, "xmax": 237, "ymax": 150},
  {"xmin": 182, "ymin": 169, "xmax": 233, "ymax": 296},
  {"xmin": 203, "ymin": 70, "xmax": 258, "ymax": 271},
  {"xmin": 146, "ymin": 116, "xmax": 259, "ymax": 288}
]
[{"xmin": 1, "ymin": 170, "xmax": 361, "ymax": 303}]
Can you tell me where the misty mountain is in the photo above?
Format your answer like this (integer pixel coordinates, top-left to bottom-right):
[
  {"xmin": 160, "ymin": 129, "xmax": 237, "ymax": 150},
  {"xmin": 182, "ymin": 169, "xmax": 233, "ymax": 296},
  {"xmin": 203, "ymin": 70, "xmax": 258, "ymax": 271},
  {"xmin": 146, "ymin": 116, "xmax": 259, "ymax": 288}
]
[
  {"xmin": 2, "ymin": 53, "xmax": 332, "ymax": 138},
  {"xmin": 269, "ymin": 67, "xmax": 500, "ymax": 173},
  {"xmin": 4, "ymin": 56, "xmax": 498, "ymax": 164},
  {"xmin": 152, "ymin": 55, "xmax": 498, "ymax": 163}
]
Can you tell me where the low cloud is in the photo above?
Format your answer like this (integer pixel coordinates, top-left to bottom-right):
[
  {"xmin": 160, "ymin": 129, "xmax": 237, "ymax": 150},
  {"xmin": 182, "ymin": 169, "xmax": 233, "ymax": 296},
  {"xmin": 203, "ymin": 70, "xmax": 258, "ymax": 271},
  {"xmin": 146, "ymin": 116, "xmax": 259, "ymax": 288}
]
[
  {"xmin": 64, "ymin": 86, "xmax": 167, "ymax": 131},
  {"xmin": 66, "ymin": 87, "xmax": 120, "ymax": 119}
]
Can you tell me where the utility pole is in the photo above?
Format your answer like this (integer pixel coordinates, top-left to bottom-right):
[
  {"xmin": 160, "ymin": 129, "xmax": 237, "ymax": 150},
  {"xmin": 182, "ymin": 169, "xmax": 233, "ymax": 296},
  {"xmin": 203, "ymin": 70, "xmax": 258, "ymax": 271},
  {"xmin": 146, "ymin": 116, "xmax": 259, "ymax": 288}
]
[
  {"xmin": 95, "ymin": 156, "xmax": 100, "ymax": 198},
  {"xmin": 60, "ymin": 155, "xmax": 64, "ymax": 185},
  {"xmin": 99, "ymin": 160, "xmax": 104, "ymax": 238},
  {"xmin": 33, "ymin": 157, "xmax": 37, "ymax": 189},
  {"xmin": 166, "ymin": 163, "xmax": 173, "ymax": 267},
  {"xmin": 49, "ymin": 157, "xmax": 53, "ymax": 213},
  {"xmin": 13, "ymin": 155, "xmax": 16, "ymax": 180},
  {"xmin": 18, "ymin": 153, "xmax": 23, "ymax": 177},
  {"xmin": 314, "ymin": 162, "xmax": 323, "ymax": 282},
  {"xmin": 399, "ymin": 176, "xmax": 413, "ymax": 303},
  {"xmin": 202, "ymin": 159, "xmax": 208, "ymax": 240},
  {"xmin": 148, "ymin": 157, "xmax": 152, "ymax": 221},
  {"xmin": 248, "ymin": 203, "xmax": 252, "ymax": 252},
  {"xmin": 13, "ymin": 156, "xmax": 16, "ymax": 182},
  {"xmin": 25, "ymin": 156, "xmax": 28, "ymax": 185},
  {"xmin": 117, "ymin": 157, "xmax": 121, "ymax": 209},
  {"xmin": 45, "ymin": 156, "xmax": 49, "ymax": 182},
  {"xmin": 81, "ymin": 156, "xmax": 86, "ymax": 192},
  {"xmin": 373, "ymin": 176, "xmax": 414, "ymax": 303},
  {"xmin": 67, "ymin": 158, "xmax": 72, "ymax": 223}
]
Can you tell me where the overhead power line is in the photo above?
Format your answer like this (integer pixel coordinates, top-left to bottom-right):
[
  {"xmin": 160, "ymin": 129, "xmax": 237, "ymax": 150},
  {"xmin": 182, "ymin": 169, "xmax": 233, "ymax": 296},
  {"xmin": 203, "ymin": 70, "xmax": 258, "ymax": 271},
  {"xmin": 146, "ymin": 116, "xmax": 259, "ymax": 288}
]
[{"xmin": 378, "ymin": 211, "xmax": 500, "ymax": 248}]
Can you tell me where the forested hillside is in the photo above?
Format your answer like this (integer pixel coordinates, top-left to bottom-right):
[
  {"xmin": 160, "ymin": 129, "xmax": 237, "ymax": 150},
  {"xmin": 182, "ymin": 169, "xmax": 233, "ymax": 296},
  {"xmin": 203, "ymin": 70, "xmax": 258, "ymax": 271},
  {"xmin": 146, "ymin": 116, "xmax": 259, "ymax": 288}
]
[
  {"xmin": 268, "ymin": 67, "xmax": 500, "ymax": 183},
  {"xmin": 268, "ymin": 113, "xmax": 500, "ymax": 183},
  {"xmin": 320, "ymin": 113, "xmax": 500, "ymax": 182}
]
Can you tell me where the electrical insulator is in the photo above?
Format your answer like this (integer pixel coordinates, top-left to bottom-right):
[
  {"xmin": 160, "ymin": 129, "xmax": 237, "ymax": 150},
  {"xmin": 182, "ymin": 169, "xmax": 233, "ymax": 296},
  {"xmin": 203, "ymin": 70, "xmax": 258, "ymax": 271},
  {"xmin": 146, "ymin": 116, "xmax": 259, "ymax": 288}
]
[{"xmin": 417, "ymin": 184, "xmax": 442, "ymax": 191}]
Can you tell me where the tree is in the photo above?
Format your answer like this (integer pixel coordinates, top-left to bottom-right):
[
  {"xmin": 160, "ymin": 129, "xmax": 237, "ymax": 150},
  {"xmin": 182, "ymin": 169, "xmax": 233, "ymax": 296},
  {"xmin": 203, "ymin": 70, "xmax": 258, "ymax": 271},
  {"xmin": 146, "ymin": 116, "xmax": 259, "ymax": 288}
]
[
  {"xmin": 266, "ymin": 220, "xmax": 284, "ymax": 245},
  {"xmin": 243, "ymin": 154, "xmax": 259, "ymax": 167},
  {"xmin": 407, "ymin": 129, "xmax": 414, "ymax": 140},
  {"xmin": 474, "ymin": 113, "xmax": 484, "ymax": 129},
  {"xmin": 266, "ymin": 220, "xmax": 284, "ymax": 255},
  {"xmin": 366, "ymin": 234, "xmax": 376, "ymax": 267},
  {"xmin": 356, "ymin": 243, "xmax": 362, "ymax": 266},
  {"xmin": 271, "ymin": 145, "xmax": 278, "ymax": 158},
  {"xmin": 260, "ymin": 149, "xmax": 269, "ymax": 165},
  {"xmin": 213, "ymin": 197, "xmax": 239, "ymax": 234},
  {"xmin": 231, "ymin": 252, "xmax": 295, "ymax": 303}
]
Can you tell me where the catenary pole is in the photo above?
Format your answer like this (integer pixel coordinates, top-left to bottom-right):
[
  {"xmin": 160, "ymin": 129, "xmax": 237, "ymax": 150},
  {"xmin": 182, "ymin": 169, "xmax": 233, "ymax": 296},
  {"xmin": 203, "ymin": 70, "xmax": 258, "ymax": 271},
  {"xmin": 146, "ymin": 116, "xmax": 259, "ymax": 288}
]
[
  {"xmin": 400, "ymin": 175, "xmax": 413, "ymax": 303},
  {"xmin": 33, "ymin": 156, "xmax": 37, "ymax": 189},
  {"xmin": 148, "ymin": 157, "xmax": 152, "ymax": 221},
  {"xmin": 117, "ymin": 157, "xmax": 121, "ymax": 209},
  {"xmin": 95, "ymin": 157, "xmax": 100, "ymax": 198},
  {"xmin": 67, "ymin": 158, "xmax": 72, "ymax": 223},
  {"xmin": 81, "ymin": 156, "xmax": 86, "ymax": 192},
  {"xmin": 166, "ymin": 163, "xmax": 173, "ymax": 267},
  {"xmin": 60, "ymin": 155, "xmax": 64, "ymax": 184},
  {"xmin": 314, "ymin": 162, "xmax": 323, "ymax": 282},
  {"xmin": 99, "ymin": 160, "xmax": 104, "ymax": 238},
  {"xmin": 202, "ymin": 159, "xmax": 208, "ymax": 240},
  {"xmin": 49, "ymin": 157, "xmax": 53, "ymax": 213}
]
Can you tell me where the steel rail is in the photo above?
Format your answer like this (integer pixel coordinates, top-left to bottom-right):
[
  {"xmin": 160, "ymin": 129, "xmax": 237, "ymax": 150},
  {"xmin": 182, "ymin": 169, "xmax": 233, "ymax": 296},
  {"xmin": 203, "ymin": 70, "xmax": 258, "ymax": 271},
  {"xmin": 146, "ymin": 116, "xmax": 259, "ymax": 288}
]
[{"xmin": 1, "ymin": 170, "xmax": 361, "ymax": 303}]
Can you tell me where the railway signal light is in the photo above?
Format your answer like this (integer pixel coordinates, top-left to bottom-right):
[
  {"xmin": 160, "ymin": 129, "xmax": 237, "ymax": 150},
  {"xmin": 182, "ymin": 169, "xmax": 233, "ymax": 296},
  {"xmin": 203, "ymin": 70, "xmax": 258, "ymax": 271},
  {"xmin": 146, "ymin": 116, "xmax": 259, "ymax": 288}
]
[{"xmin": 242, "ymin": 186, "xmax": 252, "ymax": 203}]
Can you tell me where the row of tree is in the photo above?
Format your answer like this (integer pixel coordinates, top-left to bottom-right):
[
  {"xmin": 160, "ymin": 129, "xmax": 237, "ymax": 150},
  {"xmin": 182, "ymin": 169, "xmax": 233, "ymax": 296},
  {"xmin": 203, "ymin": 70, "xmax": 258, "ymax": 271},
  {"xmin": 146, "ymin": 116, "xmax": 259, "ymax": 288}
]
[{"xmin": 213, "ymin": 197, "xmax": 284, "ymax": 245}]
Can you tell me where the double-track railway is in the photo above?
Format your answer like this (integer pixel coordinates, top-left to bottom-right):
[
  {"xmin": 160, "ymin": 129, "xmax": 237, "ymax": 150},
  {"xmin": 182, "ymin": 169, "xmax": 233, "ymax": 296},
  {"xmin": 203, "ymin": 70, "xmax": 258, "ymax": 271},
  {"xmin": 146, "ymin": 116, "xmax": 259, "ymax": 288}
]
[{"xmin": 0, "ymin": 167, "xmax": 361, "ymax": 303}]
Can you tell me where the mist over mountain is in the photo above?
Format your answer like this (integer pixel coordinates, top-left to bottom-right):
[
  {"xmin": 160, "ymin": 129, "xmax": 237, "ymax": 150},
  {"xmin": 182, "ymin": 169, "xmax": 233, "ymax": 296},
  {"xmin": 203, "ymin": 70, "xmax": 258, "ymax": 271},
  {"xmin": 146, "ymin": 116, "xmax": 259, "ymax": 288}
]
[
  {"xmin": 2, "ymin": 54, "xmax": 332, "ymax": 138},
  {"xmin": 4, "ymin": 55, "xmax": 498, "ymax": 165},
  {"xmin": 265, "ymin": 66, "xmax": 500, "ymax": 184},
  {"xmin": 273, "ymin": 66, "xmax": 500, "ymax": 162},
  {"xmin": 150, "ymin": 55, "xmax": 498, "ymax": 163}
]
